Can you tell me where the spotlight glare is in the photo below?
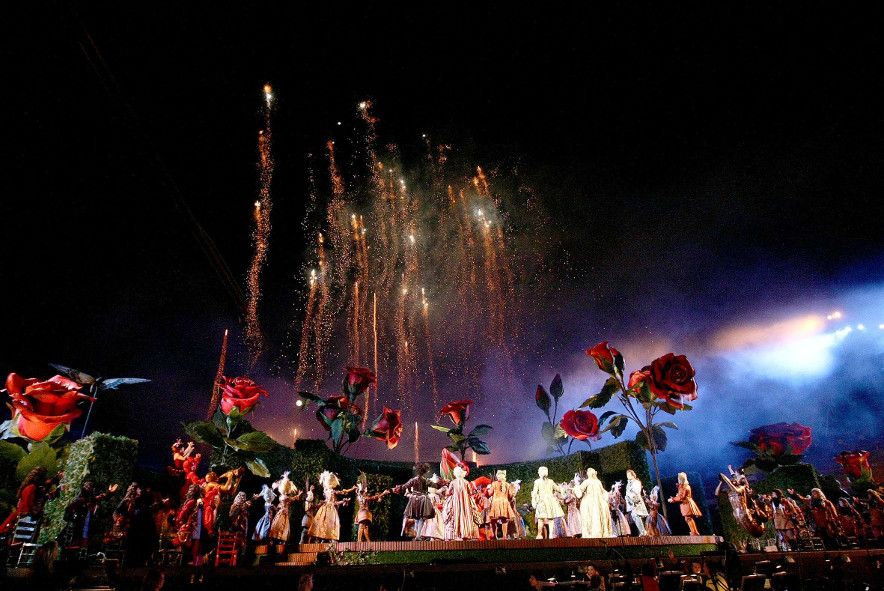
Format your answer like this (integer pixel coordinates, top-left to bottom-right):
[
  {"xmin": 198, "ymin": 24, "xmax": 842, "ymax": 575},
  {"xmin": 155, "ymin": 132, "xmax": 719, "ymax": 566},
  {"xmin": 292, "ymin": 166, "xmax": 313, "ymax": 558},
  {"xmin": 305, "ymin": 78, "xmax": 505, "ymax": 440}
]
[{"xmin": 857, "ymin": 324, "xmax": 866, "ymax": 331}]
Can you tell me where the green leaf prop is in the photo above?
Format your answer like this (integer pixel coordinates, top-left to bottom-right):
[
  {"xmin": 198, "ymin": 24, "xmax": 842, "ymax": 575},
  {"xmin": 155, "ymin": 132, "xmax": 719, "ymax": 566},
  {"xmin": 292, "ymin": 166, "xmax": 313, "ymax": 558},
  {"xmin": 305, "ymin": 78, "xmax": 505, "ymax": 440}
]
[
  {"xmin": 469, "ymin": 424, "xmax": 493, "ymax": 437},
  {"xmin": 468, "ymin": 438, "xmax": 490, "ymax": 455},
  {"xmin": 431, "ymin": 425, "xmax": 452, "ymax": 434},
  {"xmin": 16, "ymin": 442, "xmax": 57, "ymax": 482},
  {"xmin": 601, "ymin": 415, "xmax": 629, "ymax": 438},
  {"xmin": 580, "ymin": 377, "xmax": 619, "ymax": 409},
  {"xmin": 184, "ymin": 421, "xmax": 225, "ymax": 448},
  {"xmin": 330, "ymin": 418, "xmax": 344, "ymax": 448},
  {"xmin": 541, "ymin": 421, "xmax": 556, "ymax": 442},
  {"xmin": 245, "ymin": 458, "xmax": 270, "ymax": 478},
  {"xmin": 636, "ymin": 425, "xmax": 668, "ymax": 452},
  {"xmin": 235, "ymin": 431, "xmax": 277, "ymax": 453},
  {"xmin": 656, "ymin": 421, "xmax": 678, "ymax": 430},
  {"xmin": 0, "ymin": 441, "xmax": 26, "ymax": 465},
  {"xmin": 598, "ymin": 410, "xmax": 617, "ymax": 425}
]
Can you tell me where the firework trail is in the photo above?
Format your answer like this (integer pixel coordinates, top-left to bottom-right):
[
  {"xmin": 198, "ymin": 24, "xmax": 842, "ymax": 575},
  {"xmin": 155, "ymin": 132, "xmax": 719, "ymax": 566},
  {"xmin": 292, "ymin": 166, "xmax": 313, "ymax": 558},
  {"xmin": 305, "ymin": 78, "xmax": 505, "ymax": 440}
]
[
  {"xmin": 289, "ymin": 101, "xmax": 554, "ymax": 419},
  {"xmin": 245, "ymin": 84, "xmax": 275, "ymax": 367}
]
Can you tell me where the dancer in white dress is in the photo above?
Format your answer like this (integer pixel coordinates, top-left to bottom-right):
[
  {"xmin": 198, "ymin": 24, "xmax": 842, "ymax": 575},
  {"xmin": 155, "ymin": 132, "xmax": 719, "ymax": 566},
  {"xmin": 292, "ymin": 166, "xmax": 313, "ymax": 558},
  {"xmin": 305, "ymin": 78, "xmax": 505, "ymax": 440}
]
[
  {"xmin": 574, "ymin": 468, "xmax": 612, "ymax": 538},
  {"xmin": 531, "ymin": 466, "xmax": 564, "ymax": 539}
]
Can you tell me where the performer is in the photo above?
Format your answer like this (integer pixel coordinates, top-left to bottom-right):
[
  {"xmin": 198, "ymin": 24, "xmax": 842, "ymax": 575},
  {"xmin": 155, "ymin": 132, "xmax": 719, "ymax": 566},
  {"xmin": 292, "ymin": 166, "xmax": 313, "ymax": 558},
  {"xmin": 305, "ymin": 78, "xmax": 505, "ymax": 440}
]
[
  {"xmin": 573, "ymin": 468, "xmax": 611, "ymax": 538},
  {"xmin": 625, "ymin": 469, "xmax": 648, "ymax": 536},
  {"xmin": 270, "ymin": 471, "xmax": 303, "ymax": 544},
  {"xmin": 308, "ymin": 471, "xmax": 351, "ymax": 542},
  {"xmin": 299, "ymin": 482, "xmax": 316, "ymax": 544},
  {"xmin": 668, "ymin": 472, "xmax": 702, "ymax": 536},
  {"xmin": 173, "ymin": 484, "xmax": 204, "ymax": 565},
  {"xmin": 561, "ymin": 474, "xmax": 582, "ymax": 538},
  {"xmin": 608, "ymin": 482, "xmax": 632, "ymax": 536},
  {"xmin": 201, "ymin": 471, "xmax": 222, "ymax": 536},
  {"xmin": 487, "ymin": 470, "xmax": 518, "ymax": 539},
  {"xmin": 228, "ymin": 491, "xmax": 255, "ymax": 539},
  {"xmin": 768, "ymin": 489, "xmax": 799, "ymax": 550},
  {"xmin": 418, "ymin": 474, "xmax": 446, "ymax": 540},
  {"xmin": 716, "ymin": 467, "xmax": 765, "ymax": 537},
  {"xmin": 443, "ymin": 464, "xmax": 479, "ymax": 540},
  {"xmin": 180, "ymin": 453, "xmax": 203, "ymax": 499},
  {"xmin": 0, "ymin": 466, "xmax": 48, "ymax": 534},
  {"xmin": 791, "ymin": 488, "xmax": 840, "ymax": 547},
  {"xmin": 392, "ymin": 463, "xmax": 436, "ymax": 538},
  {"xmin": 62, "ymin": 480, "xmax": 118, "ymax": 548},
  {"xmin": 252, "ymin": 484, "xmax": 277, "ymax": 542},
  {"xmin": 644, "ymin": 486, "xmax": 671, "ymax": 536},
  {"xmin": 168, "ymin": 439, "xmax": 194, "ymax": 478},
  {"xmin": 868, "ymin": 489, "xmax": 884, "ymax": 540},
  {"xmin": 511, "ymin": 481, "xmax": 528, "ymax": 539},
  {"xmin": 352, "ymin": 472, "xmax": 390, "ymax": 542},
  {"xmin": 531, "ymin": 466, "xmax": 564, "ymax": 539}
]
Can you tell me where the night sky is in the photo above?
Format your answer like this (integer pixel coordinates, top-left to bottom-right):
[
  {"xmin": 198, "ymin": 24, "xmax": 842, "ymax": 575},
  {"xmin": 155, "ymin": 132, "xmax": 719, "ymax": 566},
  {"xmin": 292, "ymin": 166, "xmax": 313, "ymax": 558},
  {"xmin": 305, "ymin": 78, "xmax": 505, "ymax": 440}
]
[{"xmin": 3, "ymin": 4, "xmax": 882, "ymax": 478}]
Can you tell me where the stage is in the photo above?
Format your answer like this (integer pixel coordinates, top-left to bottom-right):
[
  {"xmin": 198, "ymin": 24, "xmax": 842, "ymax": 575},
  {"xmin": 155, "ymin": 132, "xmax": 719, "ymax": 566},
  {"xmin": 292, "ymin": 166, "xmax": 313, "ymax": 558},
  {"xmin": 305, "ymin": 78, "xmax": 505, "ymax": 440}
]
[{"xmin": 279, "ymin": 535, "xmax": 723, "ymax": 566}]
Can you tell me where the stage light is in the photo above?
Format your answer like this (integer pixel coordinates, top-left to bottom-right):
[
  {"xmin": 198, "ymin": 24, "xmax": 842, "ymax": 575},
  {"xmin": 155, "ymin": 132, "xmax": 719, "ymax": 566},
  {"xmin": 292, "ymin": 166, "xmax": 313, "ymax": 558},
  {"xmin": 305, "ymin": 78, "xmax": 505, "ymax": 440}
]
[
  {"xmin": 857, "ymin": 324, "xmax": 866, "ymax": 331},
  {"xmin": 295, "ymin": 400, "xmax": 303, "ymax": 407},
  {"xmin": 879, "ymin": 324, "xmax": 884, "ymax": 330},
  {"xmin": 409, "ymin": 234, "xmax": 415, "ymax": 244},
  {"xmin": 358, "ymin": 101, "xmax": 367, "ymax": 110},
  {"xmin": 254, "ymin": 200, "xmax": 260, "ymax": 209},
  {"xmin": 337, "ymin": 121, "xmax": 342, "ymax": 126}
]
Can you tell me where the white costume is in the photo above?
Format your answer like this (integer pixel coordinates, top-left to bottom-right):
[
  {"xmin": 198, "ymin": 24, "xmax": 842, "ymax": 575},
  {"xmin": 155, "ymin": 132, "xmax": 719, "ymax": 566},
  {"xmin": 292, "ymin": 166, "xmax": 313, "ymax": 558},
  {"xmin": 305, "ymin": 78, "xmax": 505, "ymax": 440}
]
[
  {"xmin": 531, "ymin": 467, "xmax": 564, "ymax": 539},
  {"xmin": 625, "ymin": 472, "xmax": 648, "ymax": 535},
  {"xmin": 574, "ymin": 468, "xmax": 612, "ymax": 538}
]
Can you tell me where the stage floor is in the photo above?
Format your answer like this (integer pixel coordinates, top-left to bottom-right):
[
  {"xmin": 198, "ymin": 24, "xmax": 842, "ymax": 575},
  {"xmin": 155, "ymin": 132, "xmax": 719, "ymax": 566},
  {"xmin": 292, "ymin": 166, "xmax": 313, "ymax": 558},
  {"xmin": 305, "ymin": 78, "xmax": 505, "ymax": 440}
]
[{"xmin": 284, "ymin": 535, "xmax": 723, "ymax": 566}]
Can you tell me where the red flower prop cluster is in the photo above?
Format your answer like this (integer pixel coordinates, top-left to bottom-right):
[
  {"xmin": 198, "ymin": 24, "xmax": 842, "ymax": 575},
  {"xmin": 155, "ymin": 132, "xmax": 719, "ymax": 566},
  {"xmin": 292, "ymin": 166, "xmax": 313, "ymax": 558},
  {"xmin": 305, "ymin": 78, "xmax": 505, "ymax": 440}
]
[
  {"xmin": 749, "ymin": 422, "xmax": 812, "ymax": 457},
  {"xmin": 218, "ymin": 376, "xmax": 268, "ymax": 415},
  {"xmin": 440, "ymin": 399, "xmax": 472, "ymax": 426},
  {"xmin": 834, "ymin": 450, "xmax": 871, "ymax": 480},
  {"xmin": 299, "ymin": 366, "xmax": 396, "ymax": 455},
  {"xmin": 368, "ymin": 407, "xmax": 403, "ymax": 449},
  {"xmin": 5, "ymin": 373, "xmax": 94, "ymax": 441},
  {"xmin": 560, "ymin": 409, "xmax": 600, "ymax": 441}
]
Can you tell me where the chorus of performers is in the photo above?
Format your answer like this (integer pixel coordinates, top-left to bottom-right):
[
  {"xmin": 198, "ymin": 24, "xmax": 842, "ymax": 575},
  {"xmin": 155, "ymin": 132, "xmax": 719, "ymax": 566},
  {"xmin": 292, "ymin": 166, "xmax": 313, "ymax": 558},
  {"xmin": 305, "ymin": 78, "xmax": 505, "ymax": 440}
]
[
  {"xmin": 4, "ymin": 439, "xmax": 881, "ymax": 568},
  {"xmin": 716, "ymin": 465, "xmax": 884, "ymax": 550}
]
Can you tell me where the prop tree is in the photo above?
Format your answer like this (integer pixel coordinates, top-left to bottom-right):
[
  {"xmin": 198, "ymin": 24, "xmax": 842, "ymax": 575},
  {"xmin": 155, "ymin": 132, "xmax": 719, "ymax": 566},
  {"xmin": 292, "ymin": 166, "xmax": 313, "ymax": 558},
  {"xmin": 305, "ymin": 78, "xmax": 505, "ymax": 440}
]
[
  {"xmin": 582, "ymin": 342, "xmax": 699, "ymax": 519},
  {"xmin": 432, "ymin": 399, "xmax": 492, "ymax": 460}
]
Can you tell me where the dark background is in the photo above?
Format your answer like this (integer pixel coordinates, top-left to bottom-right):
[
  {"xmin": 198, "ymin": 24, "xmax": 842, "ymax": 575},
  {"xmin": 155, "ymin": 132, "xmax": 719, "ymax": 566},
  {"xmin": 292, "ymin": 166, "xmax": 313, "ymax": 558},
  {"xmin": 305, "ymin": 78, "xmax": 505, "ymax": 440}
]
[{"xmin": 2, "ymin": 3, "xmax": 882, "ymax": 472}]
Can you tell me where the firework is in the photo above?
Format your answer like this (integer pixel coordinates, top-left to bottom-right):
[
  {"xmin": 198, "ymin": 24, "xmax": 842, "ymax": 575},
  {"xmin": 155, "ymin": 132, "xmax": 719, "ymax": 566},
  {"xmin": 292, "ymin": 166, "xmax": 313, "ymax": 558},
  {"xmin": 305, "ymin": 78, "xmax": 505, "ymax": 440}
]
[
  {"xmin": 245, "ymin": 85, "xmax": 274, "ymax": 366},
  {"xmin": 290, "ymin": 101, "xmax": 552, "ymax": 420}
]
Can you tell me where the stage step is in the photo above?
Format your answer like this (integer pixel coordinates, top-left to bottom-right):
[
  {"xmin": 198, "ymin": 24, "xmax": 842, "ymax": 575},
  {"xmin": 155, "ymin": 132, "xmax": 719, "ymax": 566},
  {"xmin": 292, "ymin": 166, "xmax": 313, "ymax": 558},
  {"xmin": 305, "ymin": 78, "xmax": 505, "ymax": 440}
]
[{"xmin": 281, "ymin": 552, "xmax": 318, "ymax": 566}]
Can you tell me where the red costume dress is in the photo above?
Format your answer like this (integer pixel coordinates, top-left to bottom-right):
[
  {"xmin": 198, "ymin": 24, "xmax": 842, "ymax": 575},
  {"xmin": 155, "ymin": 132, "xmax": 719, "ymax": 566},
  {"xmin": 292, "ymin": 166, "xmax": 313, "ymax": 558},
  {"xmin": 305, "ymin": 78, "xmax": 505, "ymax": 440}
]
[{"xmin": 0, "ymin": 483, "xmax": 38, "ymax": 532}]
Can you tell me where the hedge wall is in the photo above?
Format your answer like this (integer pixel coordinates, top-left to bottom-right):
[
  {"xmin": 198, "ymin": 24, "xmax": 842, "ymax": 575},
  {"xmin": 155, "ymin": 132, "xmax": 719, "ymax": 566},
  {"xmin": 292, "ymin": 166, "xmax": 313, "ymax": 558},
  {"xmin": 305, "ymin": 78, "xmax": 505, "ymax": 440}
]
[
  {"xmin": 717, "ymin": 463, "xmax": 821, "ymax": 548},
  {"xmin": 39, "ymin": 432, "xmax": 138, "ymax": 544}
]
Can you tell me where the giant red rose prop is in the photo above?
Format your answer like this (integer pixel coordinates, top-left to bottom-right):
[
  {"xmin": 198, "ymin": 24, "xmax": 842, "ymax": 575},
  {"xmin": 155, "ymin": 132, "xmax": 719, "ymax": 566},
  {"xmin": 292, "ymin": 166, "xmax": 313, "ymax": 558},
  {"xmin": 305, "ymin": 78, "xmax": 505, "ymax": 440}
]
[
  {"xmin": 586, "ymin": 341, "xmax": 622, "ymax": 374},
  {"xmin": 648, "ymin": 353, "xmax": 698, "ymax": 408},
  {"xmin": 440, "ymin": 399, "xmax": 473, "ymax": 426},
  {"xmin": 368, "ymin": 407, "xmax": 403, "ymax": 449},
  {"xmin": 749, "ymin": 422, "xmax": 812, "ymax": 457},
  {"xmin": 834, "ymin": 450, "xmax": 871, "ymax": 480},
  {"xmin": 218, "ymin": 376, "xmax": 268, "ymax": 415},
  {"xmin": 560, "ymin": 409, "xmax": 600, "ymax": 441},
  {"xmin": 345, "ymin": 366, "xmax": 376, "ymax": 396},
  {"xmin": 5, "ymin": 373, "xmax": 94, "ymax": 441}
]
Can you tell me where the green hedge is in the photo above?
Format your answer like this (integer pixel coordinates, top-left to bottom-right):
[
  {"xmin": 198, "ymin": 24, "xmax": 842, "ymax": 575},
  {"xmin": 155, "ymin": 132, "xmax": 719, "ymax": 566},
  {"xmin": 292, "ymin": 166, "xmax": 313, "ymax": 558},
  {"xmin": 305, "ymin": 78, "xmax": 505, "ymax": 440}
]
[{"xmin": 39, "ymin": 432, "xmax": 138, "ymax": 544}]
